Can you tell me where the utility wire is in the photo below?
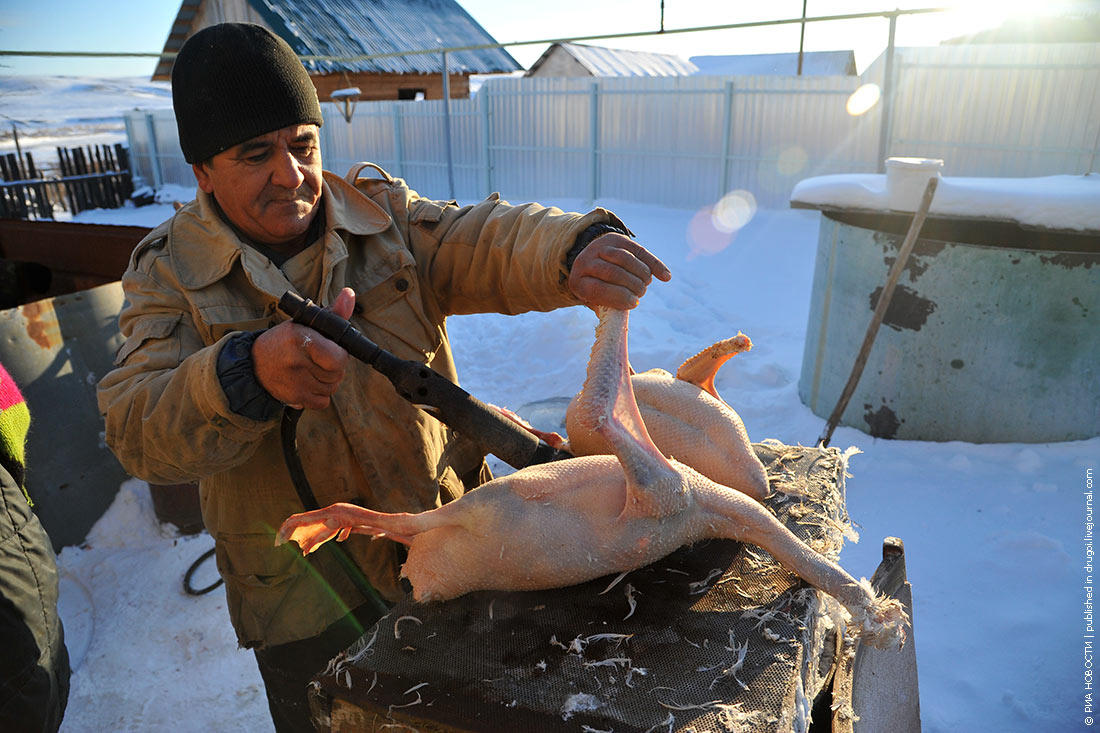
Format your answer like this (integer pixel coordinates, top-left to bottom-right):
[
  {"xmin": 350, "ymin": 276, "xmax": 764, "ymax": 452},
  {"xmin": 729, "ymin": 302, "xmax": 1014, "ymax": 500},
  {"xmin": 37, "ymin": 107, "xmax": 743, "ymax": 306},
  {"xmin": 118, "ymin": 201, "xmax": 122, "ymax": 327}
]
[{"xmin": 0, "ymin": 7, "xmax": 950, "ymax": 63}]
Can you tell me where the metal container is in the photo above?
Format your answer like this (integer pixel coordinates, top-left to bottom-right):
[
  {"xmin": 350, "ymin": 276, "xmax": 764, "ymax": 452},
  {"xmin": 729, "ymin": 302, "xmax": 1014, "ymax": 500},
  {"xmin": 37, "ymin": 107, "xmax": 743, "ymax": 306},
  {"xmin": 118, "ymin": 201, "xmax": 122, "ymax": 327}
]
[
  {"xmin": 799, "ymin": 210, "xmax": 1100, "ymax": 442},
  {"xmin": 0, "ymin": 282, "xmax": 129, "ymax": 549},
  {"xmin": 148, "ymin": 482, "xmax": 203, "ymax": 535}
]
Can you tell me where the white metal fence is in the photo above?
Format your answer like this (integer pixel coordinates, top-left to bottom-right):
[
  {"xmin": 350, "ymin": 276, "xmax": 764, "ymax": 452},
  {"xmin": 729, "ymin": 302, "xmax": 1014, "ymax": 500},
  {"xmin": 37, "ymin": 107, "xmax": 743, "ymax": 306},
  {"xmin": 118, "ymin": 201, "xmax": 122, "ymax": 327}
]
[
  {"xmin": 125, "ymin": 42, "xmax": 1100, "ymax": 210},
  {"xmin": 872, "ymin": 43, "xmax": 1100, "ymax": 179}
]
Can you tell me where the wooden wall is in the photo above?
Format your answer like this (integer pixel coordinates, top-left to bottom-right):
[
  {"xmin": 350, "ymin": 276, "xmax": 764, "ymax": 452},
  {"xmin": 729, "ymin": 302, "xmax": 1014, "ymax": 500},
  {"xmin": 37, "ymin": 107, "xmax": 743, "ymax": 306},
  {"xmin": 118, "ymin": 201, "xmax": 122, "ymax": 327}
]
[{"xmin": 310, "ymin": 72, "xmax": 471, "ymax": 102}]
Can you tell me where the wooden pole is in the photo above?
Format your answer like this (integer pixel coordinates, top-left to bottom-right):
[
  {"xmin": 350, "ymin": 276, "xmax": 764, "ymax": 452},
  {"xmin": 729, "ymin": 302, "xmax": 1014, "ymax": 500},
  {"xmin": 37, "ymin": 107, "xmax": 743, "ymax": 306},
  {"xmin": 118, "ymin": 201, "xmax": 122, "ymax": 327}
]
[
  {"xmin": 58, "ymin": 147, "xmax": 78, "ymax": 214},
  {"xmin": 876, "ymin": 13, "xmax": 898, "ymax": 173},
  {"xmin": 11, "ymin": 123, "xmax": 23, "ymax": 175},
  {"xmin": 441, "ymin": 49, "xmax": 455, "ymax": 200},
  {"xmin": 817, "ymin": 176, "xmax": 938, "ymax": 448},
  {"xmin": 797, "ymin": 0, "xmax": 808, "ymax": 75},
  {"xmin": 116, "ymin": 143, "xmax": 133, "ymax": 200}
]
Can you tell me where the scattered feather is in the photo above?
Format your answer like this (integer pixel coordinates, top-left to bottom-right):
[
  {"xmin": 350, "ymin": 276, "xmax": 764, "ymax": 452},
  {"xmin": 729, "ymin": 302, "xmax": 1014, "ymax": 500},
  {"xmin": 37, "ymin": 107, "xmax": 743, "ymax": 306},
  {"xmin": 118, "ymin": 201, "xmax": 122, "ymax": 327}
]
[
  {"xmin": 393, "ymin": 615, "xmax": 422, "ymax": 640},
  {"xmin": 687, "ymin": 568, "xmax": 723, "ymax": 594},
  {"xmin": 348, "ymin": 621, "xmax": 383, "ymax": 665},
  {"xmin": 658, "ymin": 699, "xmax": 724, "ymax": 711},
  {"xmin": 560, "ymin": 692, "xmax": 602, "ymax": 720},
  {"xmin": 642, "ymin": 711, "xmax": 675, "ymax": 733},
  {"xmin": 599, "ymin": 571, "xmax": 630, "ymax": 595},
  {"xmin": 623, "ymin": 584, "xmax": 638, "ymax": 620},
  {"xmin": 388, "ymin": 690, "xmax": 423, "ymax": 712},
  {"xmin": 707, "ymin": 637, "xmax": 750, "ymax": 690}
]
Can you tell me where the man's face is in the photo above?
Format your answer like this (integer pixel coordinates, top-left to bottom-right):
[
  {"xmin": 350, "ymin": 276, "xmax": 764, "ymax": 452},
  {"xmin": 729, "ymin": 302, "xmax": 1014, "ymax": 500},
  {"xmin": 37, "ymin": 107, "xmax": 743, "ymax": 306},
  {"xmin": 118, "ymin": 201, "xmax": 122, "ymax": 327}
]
[{"xmin": 193, "ymin": 123, "xmax": 323, "ymax": 249}]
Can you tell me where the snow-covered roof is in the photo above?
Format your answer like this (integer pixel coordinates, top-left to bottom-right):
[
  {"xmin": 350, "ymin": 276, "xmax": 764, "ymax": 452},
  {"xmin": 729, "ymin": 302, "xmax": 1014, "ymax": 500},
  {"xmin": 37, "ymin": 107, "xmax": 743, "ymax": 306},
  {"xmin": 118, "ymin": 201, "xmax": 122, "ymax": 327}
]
[
  {"xmin": 257, "ymin": 0, "xmax": 520, "ymax": 75},
  {"xmin": 791, "ymin": 173, "xmax": 1100, "ymax": 232},
  {"xmin": 526, "ymin": 43, "xmax": 698, "ymax": 77},
  {"xmin": 690, "ymin": 51, "xmax": 856, "ymax": 77},
  {"xmin": 154, "ymin": 0, "xmax": 520, "ymax": 79}
]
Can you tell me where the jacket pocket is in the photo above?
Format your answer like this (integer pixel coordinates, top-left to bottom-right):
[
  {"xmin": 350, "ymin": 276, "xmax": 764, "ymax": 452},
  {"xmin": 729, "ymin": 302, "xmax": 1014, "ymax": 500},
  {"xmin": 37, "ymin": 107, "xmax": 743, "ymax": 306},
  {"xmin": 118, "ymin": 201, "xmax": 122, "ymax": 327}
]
[
  {"xmin": 216, "ymin": 532, "xmax": 298, "ymax": 589},
  {"xmin": 197, "ymin": 304, "xmax": 274, "ymax": 344},
  {"xmin": 354, "ymin": 265, "xmax": 442, "ymax": 361},
  {"xmin": 207, "ymin": 318, "xmax": 274, "ymax": 343},
  {"xmin": 408, "ymin": 198, "xmax": 456, "ymax": 226},
  {"xmin": 114, "ymin": 314, "xmax": 182, "ymax": 366},
  {"xmin": 214, "ymin": 532, "xmax": 301, "ymax": 643}
]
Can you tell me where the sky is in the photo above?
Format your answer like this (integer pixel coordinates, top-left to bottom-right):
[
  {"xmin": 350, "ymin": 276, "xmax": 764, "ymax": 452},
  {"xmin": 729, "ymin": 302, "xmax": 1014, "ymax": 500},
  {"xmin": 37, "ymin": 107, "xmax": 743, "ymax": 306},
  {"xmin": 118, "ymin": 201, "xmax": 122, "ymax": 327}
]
[{"xmin": 0, "ymin": 0, "xmax": 1071, "ymax": 78}]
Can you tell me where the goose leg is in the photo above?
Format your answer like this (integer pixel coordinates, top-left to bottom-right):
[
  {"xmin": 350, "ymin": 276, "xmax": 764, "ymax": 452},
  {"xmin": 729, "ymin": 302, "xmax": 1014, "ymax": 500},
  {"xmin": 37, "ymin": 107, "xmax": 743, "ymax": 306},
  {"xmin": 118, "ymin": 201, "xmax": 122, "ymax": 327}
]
[
  {"xmin": 697, "ymin": 484, "xmax": 909, "ymax": 648},
  {"xmin": 277, "ymin": 503, "xmax": 428, "ymax": 554}
]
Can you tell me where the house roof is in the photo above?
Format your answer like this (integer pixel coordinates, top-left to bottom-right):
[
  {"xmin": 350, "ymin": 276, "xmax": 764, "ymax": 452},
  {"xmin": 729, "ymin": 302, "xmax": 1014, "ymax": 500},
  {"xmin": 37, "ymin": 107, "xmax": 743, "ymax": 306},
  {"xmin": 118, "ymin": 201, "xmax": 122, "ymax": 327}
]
[
  {"xmin": 690, "ymin": 50, "xmax": 857, "ymax": 76},
  {"xmin": 154, "ymin": 0, "xmax": 520, "ymax": 80},
  {"xmin": 526, "ymin": 42, "xmax": 698, "ymax": 77}
]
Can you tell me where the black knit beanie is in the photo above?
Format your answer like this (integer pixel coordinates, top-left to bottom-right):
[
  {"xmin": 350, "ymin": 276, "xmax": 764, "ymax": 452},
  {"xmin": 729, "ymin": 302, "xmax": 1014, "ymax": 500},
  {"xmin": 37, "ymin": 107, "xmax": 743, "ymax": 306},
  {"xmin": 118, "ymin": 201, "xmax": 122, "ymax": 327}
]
[{"xmin": 171, "ymin": 23, "xmax": 323, "ymax": 164}]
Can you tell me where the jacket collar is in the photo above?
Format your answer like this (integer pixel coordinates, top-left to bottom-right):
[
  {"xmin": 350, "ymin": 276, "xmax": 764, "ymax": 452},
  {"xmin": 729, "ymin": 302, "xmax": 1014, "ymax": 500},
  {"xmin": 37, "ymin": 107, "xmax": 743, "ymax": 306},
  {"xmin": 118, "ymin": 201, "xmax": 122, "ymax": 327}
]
[{"xmin": 168, "ymin": 171, "xmax": 392, "ymax": 291}]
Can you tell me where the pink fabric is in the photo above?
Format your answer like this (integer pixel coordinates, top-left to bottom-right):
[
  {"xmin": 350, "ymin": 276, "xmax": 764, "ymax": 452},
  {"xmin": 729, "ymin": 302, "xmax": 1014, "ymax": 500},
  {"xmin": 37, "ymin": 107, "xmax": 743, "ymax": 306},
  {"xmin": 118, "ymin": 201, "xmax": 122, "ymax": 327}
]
[{"xmin": 0, "ymin": 363, "xmax": 24, "ymax": 412}]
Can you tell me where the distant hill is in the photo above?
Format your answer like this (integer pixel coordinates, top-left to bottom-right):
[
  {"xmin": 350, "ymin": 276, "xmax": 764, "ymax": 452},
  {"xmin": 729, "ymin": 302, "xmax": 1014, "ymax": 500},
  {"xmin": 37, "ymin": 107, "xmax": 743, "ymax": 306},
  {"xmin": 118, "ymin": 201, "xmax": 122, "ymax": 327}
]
[
  {"xmin": 0, "ymin": 76, "xmax": 172, "ymax": 127},
  {"xmin": 0, "ymin": 76, "xmax": 173, "ymax": 160}
]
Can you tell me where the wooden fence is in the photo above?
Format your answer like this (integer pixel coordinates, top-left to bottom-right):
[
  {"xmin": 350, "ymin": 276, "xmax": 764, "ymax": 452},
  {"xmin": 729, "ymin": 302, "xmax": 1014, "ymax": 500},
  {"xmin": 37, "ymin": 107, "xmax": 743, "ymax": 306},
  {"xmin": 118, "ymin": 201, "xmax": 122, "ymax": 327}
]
[{"xmin": 0, "ymin": 144, "xmax": 134, "ymax": 220}]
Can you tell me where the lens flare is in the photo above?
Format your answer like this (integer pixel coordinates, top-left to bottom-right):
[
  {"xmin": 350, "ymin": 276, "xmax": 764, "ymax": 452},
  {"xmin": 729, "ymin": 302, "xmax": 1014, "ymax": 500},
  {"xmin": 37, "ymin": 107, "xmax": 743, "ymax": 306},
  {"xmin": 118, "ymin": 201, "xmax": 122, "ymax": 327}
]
[
  {"xmin": 688, "ymin": 190, "xmax": 758, "ymax": 259},
  {"xmin": 688, "ymin": 207, "xmax": 732, "ymax": 259},
  {"xmin": 711, "ymin": 190, "xmax": 757, "ymax": 234},
  {"xmin": 947, "ymin": 0, "xmax": 1039, "ymax": 30},
  {"xmin": 846, "ymin": 83, "xmax": 881, "ymax": 116},
  {"xmin": 776, "ymin": 146, "xmax": 808, "ymax": 177}
]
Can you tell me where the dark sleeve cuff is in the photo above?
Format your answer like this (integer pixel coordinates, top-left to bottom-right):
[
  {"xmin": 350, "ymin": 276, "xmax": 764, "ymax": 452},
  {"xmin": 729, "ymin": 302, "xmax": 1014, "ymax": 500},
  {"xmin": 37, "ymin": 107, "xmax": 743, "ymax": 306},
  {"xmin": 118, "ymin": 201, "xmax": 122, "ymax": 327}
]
[
  {"xmin": 564, "ymin": 222, "xmax": 632, "ymax": 272},
  {"xmin": 216, "ymin": 331, "xmax": 284, "ymax": 422}
]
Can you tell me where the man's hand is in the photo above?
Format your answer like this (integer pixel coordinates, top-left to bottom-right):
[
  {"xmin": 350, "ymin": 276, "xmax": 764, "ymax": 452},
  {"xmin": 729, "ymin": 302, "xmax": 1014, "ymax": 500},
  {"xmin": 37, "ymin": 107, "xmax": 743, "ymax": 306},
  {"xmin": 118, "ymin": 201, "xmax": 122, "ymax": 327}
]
[
  {"xmin": 253, "ymin": 287, "xmax": 356, "ymax": 410},
  {"xmin": 568, "ymin": 233, "xmax": 671, "ymax": 310}
]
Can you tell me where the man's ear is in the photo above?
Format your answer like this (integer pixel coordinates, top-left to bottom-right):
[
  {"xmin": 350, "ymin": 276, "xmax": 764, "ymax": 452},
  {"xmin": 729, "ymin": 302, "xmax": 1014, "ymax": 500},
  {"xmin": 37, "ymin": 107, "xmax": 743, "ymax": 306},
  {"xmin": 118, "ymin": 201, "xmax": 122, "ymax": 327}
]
[{"xmin": 192, "ymin": 162, "xmax": 215, "ymax": 194}]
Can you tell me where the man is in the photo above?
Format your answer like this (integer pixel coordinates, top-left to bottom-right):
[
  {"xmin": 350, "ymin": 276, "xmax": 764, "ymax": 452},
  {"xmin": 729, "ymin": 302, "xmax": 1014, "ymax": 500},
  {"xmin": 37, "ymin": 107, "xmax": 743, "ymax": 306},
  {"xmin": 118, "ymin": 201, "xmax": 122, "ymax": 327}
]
[{"xmin": 97, "ymin": 23, "xmax": 669, "ymax": 731}]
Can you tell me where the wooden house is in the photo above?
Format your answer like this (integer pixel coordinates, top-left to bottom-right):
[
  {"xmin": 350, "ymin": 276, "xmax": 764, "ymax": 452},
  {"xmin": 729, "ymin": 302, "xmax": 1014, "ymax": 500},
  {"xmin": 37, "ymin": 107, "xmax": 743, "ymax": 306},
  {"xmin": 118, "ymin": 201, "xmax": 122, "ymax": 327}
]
[{"xmin": 152, "ymin": 0, "xmax": 520, "ymax": 100}]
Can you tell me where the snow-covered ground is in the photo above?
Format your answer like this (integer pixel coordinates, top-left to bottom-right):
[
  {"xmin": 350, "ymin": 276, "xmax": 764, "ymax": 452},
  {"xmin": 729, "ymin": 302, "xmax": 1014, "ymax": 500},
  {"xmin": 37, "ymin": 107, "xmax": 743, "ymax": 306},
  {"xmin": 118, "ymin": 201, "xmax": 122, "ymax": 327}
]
[{"xmin": 6, "ymin": 77, "xmax": 1093, "ymax": 732}]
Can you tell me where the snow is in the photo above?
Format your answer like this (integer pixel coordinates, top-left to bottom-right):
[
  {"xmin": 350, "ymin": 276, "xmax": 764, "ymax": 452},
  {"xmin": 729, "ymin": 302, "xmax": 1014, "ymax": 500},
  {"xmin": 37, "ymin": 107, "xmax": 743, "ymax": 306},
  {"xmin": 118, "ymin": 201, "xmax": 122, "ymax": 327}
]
[
  {"xmin": 791, "ymin": 171, "xmax": 1100, "ymax": 232},
  {"xmin": 11, "ymin": 78, "xmax": 1092, "ymax": 732},
  {"xmin": 58, "ymin": 480, "xmax": 267, "ymax": 730}
]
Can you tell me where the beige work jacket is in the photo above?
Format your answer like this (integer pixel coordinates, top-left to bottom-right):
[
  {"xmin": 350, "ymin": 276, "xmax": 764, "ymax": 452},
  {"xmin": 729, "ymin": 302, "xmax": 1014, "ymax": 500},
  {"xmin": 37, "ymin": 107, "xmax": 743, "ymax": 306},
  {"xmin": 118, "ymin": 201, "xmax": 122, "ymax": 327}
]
[{"xmin": 98, "ymin": 165, "xmax": 624, "ymax": 647}]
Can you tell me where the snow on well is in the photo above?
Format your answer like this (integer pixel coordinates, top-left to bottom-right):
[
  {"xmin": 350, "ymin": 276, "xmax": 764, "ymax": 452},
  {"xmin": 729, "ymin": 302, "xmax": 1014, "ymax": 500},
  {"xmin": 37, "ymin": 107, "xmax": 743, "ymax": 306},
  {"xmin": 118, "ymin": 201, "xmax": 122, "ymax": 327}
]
[
  {"xmin": 58, "ymin": 192, "xmax": 1097, "ymax": 733},
  {"xmin": 791, "ymin": 172, "xmax": 1100, "ymax": 232}
]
